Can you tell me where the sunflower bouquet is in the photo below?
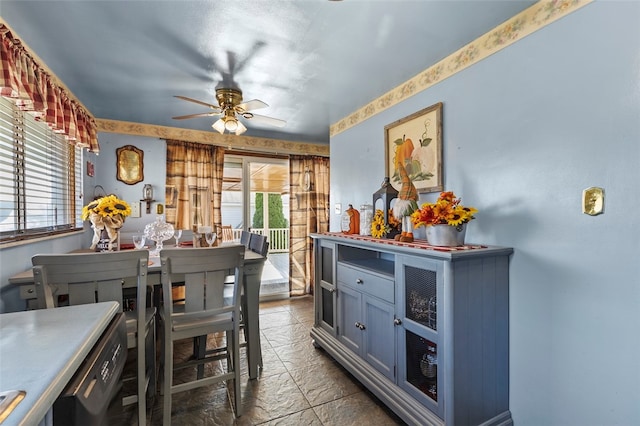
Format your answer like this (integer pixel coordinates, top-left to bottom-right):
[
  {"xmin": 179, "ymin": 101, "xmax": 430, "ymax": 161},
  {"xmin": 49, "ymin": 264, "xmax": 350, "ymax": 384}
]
[
  {"xmin": 371, "ymin": 209, "xmax": 401, "ymax": 238},
  {"xmin": 410, "ymin": 191, "xmax": 477, "ymax": 229},
  {"xmin": 82, "ymin": 195, "xmax": 131, "ymax": 250}
]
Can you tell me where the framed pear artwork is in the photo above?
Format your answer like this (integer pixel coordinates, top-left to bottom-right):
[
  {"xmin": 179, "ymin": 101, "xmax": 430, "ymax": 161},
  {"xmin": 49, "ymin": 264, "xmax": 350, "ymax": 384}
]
[{"xmin": 384, "ymin": 102, "xmax": 443, "ymax": 193}]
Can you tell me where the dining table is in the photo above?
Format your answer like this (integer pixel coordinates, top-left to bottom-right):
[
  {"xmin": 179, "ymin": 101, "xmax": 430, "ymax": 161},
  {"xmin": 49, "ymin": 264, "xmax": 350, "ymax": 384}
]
[{"xmin": 7, "ymin": 245, "xmax": 267, "ymax": 380}]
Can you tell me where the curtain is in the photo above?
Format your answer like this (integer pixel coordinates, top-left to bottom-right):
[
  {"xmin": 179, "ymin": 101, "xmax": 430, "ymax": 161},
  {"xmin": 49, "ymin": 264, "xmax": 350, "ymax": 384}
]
[
  {"xmin": 165, "ymin": 140, "xmax": 225, "ymax": 234},
  {"xmin": 0, "ymin": 23, "xmax": 99, "ymax": 152},
  {"xmin": 289, "ymin": 155, "xmax": 330, "ymax": 296}
]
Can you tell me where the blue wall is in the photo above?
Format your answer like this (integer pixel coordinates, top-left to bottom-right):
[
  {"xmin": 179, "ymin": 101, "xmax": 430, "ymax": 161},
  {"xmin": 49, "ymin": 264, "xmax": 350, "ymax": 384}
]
[
  {"xmin": 330, "ymin": 3, "xmax": 639, "ymax": 425},
  {"xmin": 89, "ymin": 135, "xmax": 168, "ymax": 234}
]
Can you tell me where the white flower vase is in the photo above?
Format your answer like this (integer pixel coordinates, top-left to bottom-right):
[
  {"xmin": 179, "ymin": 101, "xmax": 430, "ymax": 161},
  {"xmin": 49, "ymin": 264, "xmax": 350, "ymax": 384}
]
[{"xmin": 425, "ymin": 224, "xmax": 467, "ymax": 247}]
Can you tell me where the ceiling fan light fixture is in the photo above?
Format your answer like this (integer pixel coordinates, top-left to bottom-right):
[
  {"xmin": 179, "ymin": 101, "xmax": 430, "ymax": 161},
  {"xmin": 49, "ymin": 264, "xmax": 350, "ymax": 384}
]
[
  {"xmin": 212, "ymin": 118, "xmax": 226, "ymax": 134},
  {"xmin": 224, "ymin": 116, "xmax": 239, "ymax": 132},
  {"xmin": 235, "ymin": 120, "xmax": 247, "ymax": 135},
  {"xmin": 176, "ymin": 87, "xmax": 285, "ymax": 135}
]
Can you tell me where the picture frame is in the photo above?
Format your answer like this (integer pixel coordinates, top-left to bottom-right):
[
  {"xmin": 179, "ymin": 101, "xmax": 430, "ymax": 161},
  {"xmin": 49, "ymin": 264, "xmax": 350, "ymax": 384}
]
[
  {"xmin": 116, "ymin": 145, "xmax": 144, "ymax": 185},
  {"xmin": 86, "ymin": 160, "xmax": 94, "ymax": 177},
  {"xmin": 384, "ymin": 102, "xmax": 443, "ymax": 193}
]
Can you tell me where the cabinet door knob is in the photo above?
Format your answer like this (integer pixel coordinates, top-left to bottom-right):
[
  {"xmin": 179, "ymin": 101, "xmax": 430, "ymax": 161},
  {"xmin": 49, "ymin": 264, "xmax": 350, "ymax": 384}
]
[
  {"xmin": 359, "ymin": 323, "xmax": 366, "ymax": 330},
  {"xmin": 355, "ymin": 321, "xmax": 362, "ymax": 329},
  {"xmin": 356, "ymin": 278, "xmax": 363, "ymax": 284},
  {"xmin": 394, "ymin": 318, "xmax": 402, "ymax": 326}
]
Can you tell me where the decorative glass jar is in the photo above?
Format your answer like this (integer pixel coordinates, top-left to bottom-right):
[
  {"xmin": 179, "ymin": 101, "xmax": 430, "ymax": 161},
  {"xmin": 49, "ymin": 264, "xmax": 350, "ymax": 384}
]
[
  {"xmin": 359, "ymin": 204, "xmax": 373, "ymax": 236},
  {"xmin": 144, "ymin": 216, "xmax": 174, "ymax": 255}
]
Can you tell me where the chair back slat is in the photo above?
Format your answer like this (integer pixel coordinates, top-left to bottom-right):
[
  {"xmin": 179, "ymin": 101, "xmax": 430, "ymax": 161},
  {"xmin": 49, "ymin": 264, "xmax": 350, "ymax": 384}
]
[
  {"xmin": 160, "ymin": 246, "xmax": 245, "ymax": 318},
  {"xmin": 183, "ymin": 272, "xmax": 206, "ymax": 312},
  {"xmin": 96, "ymin": 279, "xmax": 126, "ymax": 307},
  {"xmin": 205, "ymin": 270, "xmax": 227, "ymax": 310},
  {"xmin": 68, "ymin": 282, "xmax": 98, "ymax": 306}
]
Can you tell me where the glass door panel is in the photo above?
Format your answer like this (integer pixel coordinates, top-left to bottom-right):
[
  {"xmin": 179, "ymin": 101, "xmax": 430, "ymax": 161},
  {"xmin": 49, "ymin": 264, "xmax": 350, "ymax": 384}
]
[{"xmin": 222, "ymin": 155, "xmax": 290, "ymax": 299}]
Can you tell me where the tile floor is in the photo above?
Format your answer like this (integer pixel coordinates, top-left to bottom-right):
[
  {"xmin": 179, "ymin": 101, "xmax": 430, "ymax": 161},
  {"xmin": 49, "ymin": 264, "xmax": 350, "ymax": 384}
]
[{"xmin": 122, "ymin": 295, "xmax": 405, "ymax": 425}]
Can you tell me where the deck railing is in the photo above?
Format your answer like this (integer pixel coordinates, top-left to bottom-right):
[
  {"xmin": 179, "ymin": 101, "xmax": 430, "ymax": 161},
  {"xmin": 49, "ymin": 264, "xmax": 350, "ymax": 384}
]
[{"xmin": 230, "ymin": 228, "xmax": 289, "ymax": 253}]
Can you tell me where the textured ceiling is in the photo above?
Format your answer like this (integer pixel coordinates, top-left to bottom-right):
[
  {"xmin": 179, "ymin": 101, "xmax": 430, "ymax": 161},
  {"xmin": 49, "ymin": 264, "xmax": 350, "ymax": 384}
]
[{"xmin": 0, "ymin": 1, "xmax": 536, "ymax": 145}]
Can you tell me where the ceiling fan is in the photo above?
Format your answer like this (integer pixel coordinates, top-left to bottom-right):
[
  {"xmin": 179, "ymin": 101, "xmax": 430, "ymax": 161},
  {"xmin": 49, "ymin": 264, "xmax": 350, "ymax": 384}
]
[{"xmin": 172, "ymin": 88, "xmax": 286, "ymax": 135}]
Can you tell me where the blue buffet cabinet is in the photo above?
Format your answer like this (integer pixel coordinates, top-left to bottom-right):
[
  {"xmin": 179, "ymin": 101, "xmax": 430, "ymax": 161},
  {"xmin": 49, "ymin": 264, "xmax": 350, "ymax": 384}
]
[{"xmin": 310, "ymin": 233, "xmax": 513, "ymax": 426}]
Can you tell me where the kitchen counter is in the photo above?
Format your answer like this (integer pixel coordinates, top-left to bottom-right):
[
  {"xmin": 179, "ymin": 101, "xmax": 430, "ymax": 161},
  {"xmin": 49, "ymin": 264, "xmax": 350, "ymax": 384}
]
[{"xmin": 0, "ymin": 301, "xmax": 119, "ymax": 425}]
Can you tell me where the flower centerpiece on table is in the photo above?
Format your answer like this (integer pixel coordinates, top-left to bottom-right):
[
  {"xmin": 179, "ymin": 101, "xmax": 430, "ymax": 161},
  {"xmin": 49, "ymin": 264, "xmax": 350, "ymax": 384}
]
[
  {"xmin": 410, "ymin": 191, "xmax": 477, "ymax": 230},
  {"xmin": 82, "ymin": 195, "xmax": 131, "ymax": 251}
]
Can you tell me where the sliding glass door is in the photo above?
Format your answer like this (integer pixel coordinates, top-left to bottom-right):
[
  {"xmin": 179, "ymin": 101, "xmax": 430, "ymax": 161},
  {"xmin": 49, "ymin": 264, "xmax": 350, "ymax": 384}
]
[{"xmin": 222, "ymin": 155, "xmax": 290, "ymax": 299}]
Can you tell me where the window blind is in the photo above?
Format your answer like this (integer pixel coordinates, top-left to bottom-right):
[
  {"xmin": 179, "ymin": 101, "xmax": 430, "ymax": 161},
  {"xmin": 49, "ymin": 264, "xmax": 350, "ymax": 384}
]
[{"xmin": 0, "ymin": 97, "xmax": 83, "ymax": 243}]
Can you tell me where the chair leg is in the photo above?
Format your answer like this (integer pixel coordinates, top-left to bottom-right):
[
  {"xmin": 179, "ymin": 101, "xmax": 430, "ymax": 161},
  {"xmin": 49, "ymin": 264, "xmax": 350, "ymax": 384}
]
[
  {"xmin": 233, "ymin": 327, "xmax": 242, "ymax": 417},
  {"xmin": 194, "ymin": 335, "xmax": 206, "ymax": 379},
  {"xmin": 163, "ymin": 339, "xmax": 173, "ymax": 426},
  {"xmin": 137, "ymin": 343, "xmax": 147, "ymax": 426}
]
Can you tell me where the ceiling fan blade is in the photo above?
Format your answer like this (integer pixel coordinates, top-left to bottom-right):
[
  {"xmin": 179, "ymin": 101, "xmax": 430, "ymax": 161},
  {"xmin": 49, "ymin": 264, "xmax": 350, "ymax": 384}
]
[
  {"xmin": 246, "ymin": 113, "xmax": 287, "ymax": 128},
  {"xmin": 236, "ymin": 99, "xmax": 268, "ymax": 112},
  {"xmin": 174, "ymin": 95, "xmax": 221, "ymax": 111},
  {"xmin": 172, "ymin": 112, "xmax": 219, "ymax": 120}
]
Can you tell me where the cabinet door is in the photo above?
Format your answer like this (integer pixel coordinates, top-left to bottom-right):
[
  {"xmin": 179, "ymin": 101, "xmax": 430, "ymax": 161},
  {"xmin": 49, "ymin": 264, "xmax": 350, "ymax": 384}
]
[
  {"xmin": 362, "ymin": 294, "xmax": 395, "ymax": 380},
  {"xmin": 315, "ymin": 240, "xmax": 337, "ymax": 335},
  {"xmin": 396, "ymin": 255, "xmax": 445, "ymax": 419},
  {"xmin": 337, "ymin": 283, "xmax": 362, "ymax": 354}
]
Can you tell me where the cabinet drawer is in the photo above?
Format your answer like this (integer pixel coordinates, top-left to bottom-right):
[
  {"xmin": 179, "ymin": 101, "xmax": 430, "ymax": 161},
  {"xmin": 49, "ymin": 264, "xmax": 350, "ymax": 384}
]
[{"xmin": 337, "ymin": 263, "xmax": 394, "ymax": 303}]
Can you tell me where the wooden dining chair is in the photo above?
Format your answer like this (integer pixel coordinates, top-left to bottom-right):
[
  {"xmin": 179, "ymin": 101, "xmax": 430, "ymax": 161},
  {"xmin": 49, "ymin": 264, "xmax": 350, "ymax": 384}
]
[
  {"xmin": 159, "ymin": 245, "xmax": 245, "ymax": 424},
  {"xmin": 31, "ymin": 251, "xmax": 155, "ymax": 426},
  {"xmin": 218, "ymin": 225, "xmax": 234, "ymax": 243}
]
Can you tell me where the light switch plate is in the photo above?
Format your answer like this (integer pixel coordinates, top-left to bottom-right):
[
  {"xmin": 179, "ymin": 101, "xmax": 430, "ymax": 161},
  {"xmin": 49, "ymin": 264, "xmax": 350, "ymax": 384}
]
[
  {"xmin": 335, "ymin": 203, "xmax": 342, "ymax": 214},
  {"xmin": 130, "ymin": 202, "xmax": 141, "ymax": 218},
  {"xmin": 582, "ymin": 187, "xmax": 604, "ymax": 216}
]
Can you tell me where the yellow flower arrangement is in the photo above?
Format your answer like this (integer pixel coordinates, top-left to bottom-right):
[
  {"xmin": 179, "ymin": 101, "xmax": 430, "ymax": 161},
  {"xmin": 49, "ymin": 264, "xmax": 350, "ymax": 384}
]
[
  {"xmin": 371, "ymin": 209, "xmax": 401, "ymax": 238},
  {"xmin": 82, "ymin": 195, "xmax": 131, "ymax": 250},
  {"xmin": 82, "ymin": 195, "xmax": 131, "ymax": 220},
  {"xmin": 410, "ymin": 191, "xmax": 478, "ymax": 228},
  {"xmin": 371, "ymin": 209, "xmax": 390, "ymax": 238}
]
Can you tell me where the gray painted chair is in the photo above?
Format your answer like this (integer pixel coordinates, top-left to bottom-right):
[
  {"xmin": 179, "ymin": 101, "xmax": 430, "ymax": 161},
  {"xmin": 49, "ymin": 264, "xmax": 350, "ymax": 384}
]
[
  {"xmin": 159, "ymin": 246, "xmax": 245, "ymax": 424},
  {"xmin": 239, "ymin": 230, "xmax": 251, "ymax": 248},
  {"xmin": 32, "ymin": 250, "xmax": 154, "ymax": 426},
  {"xmin": 249, "ymin": 233, "xmax": 269, "ymax": 257}
]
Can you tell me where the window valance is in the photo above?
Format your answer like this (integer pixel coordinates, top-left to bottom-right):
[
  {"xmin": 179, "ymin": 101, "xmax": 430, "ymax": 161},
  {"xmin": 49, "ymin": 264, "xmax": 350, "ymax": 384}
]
[{"xmin": 0, "ymin": 23, "xmax": 99, "ymax": 153}]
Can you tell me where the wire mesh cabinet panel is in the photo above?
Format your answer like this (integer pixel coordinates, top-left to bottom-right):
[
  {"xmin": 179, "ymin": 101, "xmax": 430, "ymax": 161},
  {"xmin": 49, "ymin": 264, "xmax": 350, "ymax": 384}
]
[
  {"xmin": 313, "ymin": 238, "xmax": 337, "ymax": 337},
  {"xmin": 396, "ymin": 253, "xmax": 512, "ymax": 426},
  {"xmin": 396, "ymin": 255, "xmax": 445, "ymax": 419}
]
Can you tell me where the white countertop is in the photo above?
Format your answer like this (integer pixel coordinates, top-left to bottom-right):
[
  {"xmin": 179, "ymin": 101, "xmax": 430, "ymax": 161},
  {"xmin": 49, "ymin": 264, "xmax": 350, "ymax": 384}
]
[{"xmin": 0, "ymin": 301, "xmax": 119, "ymax": 425}]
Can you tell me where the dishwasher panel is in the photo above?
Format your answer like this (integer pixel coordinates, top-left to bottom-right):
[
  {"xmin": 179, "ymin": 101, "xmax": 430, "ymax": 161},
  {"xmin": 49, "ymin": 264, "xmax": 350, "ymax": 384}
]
[{"xmin": 53, "ymin": 312, "xmax": 126, "ymax": 425}]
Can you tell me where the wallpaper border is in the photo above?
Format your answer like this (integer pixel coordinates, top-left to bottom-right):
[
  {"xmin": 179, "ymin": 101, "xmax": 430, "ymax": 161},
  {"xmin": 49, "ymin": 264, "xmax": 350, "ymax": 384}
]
[
  {"xmin": 96, "ymin": 118, "xmax": 330, "ymax": 157},
  {"xmin": 330, "ymin": 0, "xmax": 593, "ymax": 137}
]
